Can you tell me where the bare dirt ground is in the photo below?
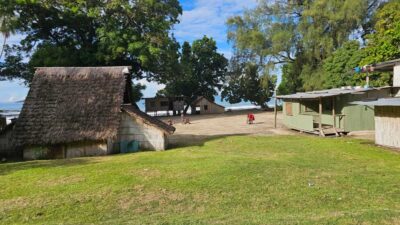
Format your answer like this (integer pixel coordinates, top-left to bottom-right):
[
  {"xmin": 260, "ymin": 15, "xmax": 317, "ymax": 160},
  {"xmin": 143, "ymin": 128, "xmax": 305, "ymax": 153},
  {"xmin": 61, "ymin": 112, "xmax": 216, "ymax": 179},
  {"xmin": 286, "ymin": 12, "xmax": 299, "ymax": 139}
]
[{"xmin": 159, "ymin": 110, "xmax": 295, "ymax": 145}]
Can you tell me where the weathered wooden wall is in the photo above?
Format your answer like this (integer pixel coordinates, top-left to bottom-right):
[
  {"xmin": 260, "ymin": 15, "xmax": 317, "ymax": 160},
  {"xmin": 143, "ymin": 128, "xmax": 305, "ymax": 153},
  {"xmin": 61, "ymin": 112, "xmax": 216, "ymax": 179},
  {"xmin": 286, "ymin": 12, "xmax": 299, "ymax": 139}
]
[
  {"xmin": 282, "ymin": 89, "xmax": 392, "ymax": 132},
  {"xmin": 118, "ymin": 112, "xmax": 167, "ymax": 150},
  {"xmin": 196, "ymin": 98, "xmax": 225, "ymax": 114},
  {"xmin": 375, "ymin": 106, "xmax": 400, "ymax": 148},
  {"xmin": 145, "ymin": 97, "xmax": 170, "ymax": 112},
  {"xmin": 0, "ymin": 129, "xmax": 16, "ymax": 157}
]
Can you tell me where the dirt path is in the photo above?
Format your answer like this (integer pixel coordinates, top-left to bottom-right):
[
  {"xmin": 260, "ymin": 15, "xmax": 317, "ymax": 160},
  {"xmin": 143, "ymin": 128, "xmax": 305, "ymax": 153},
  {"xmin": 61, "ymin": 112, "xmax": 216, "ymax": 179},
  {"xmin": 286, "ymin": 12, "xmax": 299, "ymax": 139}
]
[{"xmin": 159, "ymin": 110, "xmax": 295, "ymax": 145}]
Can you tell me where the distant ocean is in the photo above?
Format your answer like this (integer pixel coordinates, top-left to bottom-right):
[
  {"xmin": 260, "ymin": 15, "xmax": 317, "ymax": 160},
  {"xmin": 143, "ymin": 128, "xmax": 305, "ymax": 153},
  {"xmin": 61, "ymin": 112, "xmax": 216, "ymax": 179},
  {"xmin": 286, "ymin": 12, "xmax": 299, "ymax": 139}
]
[{"xmin": 0, "ymin": 101, "xmax": 23, "ymax": 124}]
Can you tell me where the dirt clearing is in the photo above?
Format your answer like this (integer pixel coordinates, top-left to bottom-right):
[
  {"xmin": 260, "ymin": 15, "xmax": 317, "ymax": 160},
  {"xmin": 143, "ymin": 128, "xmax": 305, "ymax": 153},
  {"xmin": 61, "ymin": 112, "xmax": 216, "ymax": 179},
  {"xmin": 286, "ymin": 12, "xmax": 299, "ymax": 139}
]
[{"xmin": 159, "ymin": 110, "xmax": 295, "ymax": 145}]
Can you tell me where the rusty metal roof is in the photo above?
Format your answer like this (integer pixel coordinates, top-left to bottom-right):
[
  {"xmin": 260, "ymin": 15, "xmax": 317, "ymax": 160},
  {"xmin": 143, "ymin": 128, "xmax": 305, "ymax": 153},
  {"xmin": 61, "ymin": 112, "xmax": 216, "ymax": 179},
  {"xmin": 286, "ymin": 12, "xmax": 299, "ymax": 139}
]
[
  {"xmin": 352, "ymin": 98, "xmax": 400, "ymax": 106},
  {"xmin": 277, "ymin": 87, "xmax": 391, "ymax": 100}
]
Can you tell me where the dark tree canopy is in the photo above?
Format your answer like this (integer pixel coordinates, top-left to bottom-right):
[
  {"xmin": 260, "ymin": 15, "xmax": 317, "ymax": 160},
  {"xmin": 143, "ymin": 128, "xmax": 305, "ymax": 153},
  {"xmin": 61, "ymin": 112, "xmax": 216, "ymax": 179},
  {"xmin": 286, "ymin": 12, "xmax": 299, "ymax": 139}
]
[
  {"xmin": 159, "ymin": 36, "xmax": 228, "ymax": 113},
  {"xmin": 226, "ymin": 0, "xmax": 386, "ymax": 95},
  {"xmin": 222, "ymin": 54, "xmax": 276, "ymax": 108},
  {"xmin": 0, "ymin": 0, "xmax": 182, "ymax": 83}
]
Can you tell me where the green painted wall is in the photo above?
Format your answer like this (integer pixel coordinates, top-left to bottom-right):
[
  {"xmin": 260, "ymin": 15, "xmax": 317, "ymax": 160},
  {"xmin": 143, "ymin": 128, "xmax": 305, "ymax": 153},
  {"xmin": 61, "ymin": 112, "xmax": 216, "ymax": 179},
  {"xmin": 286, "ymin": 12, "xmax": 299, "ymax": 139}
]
[{"xmin": 281, "ymin": 89, "xmax": 391, "ymax": 132}]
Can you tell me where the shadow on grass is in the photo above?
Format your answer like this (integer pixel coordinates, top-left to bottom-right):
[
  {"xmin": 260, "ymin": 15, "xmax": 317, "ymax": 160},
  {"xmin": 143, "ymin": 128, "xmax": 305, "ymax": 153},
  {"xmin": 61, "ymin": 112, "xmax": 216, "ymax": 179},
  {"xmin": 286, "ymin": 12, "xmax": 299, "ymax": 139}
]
[
  {"xmin": 158, "ymin": 109, "xmax": 274, "ymax": 121},
  {"xmin": 0, "ymin": 157, "xmax": 98, "ymax": 176},
  {"xmin": 168, "ymin": 133, "xmax": 253, "ymax": 149}
]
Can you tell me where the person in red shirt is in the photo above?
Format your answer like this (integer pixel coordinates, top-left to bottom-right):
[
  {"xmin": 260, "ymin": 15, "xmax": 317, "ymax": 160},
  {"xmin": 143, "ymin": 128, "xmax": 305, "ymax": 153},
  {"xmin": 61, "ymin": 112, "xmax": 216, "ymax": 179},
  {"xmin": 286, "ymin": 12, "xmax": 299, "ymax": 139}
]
[{"xmin": 247, "ymin": 113, "xmax": 255, "ymax": 124}]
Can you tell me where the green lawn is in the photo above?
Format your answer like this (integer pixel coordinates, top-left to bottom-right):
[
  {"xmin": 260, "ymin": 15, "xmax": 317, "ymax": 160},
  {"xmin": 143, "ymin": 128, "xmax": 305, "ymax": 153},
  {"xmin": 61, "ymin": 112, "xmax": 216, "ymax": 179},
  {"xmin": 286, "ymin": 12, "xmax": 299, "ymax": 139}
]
[{"xmin": 0, "ymin": 136, "xmax": 399, "ymax": 224}]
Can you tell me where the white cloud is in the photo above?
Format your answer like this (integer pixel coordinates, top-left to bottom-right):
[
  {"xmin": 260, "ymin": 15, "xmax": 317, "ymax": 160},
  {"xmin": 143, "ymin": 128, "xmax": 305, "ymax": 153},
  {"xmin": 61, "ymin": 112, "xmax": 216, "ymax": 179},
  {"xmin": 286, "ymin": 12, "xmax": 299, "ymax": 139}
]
[
  {"xmin": 173, "ymin": 0, "xmax": 258, "ymax": 57},
  {"xmin": 136, "ymin": 79, "xmax": 165, "ymax": 98},
  {"xmin": 0, "ymin": 79, "xmax": 29, "ymax": 103}
]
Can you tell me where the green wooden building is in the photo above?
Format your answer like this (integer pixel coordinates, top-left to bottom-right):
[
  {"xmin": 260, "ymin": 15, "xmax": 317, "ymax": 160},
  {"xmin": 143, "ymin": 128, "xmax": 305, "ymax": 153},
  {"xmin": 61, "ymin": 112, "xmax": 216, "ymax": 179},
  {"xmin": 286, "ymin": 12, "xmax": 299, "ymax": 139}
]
[{"xmin": 276, "ymin": 87, "xmax": 392, "ymax": 136}]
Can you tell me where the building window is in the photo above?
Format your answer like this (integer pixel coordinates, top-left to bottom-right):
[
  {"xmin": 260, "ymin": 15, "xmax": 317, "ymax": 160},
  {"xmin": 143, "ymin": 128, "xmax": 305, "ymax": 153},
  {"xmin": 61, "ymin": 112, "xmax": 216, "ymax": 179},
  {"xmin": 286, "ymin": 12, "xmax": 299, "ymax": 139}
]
[
  {"xmin": 150, "ymin": 101, "xmax": 156, "ymax": 108},
  {"xmin": 303, "ymin": 101, "xmax": 318, "ymax": 113},
  {"xmin": 286, "ymin": 102, "xmax": 293, "ymax": 116},
  {"xmin": 204, "ymin": 105, "xmax": 208, "ymax": 111}
]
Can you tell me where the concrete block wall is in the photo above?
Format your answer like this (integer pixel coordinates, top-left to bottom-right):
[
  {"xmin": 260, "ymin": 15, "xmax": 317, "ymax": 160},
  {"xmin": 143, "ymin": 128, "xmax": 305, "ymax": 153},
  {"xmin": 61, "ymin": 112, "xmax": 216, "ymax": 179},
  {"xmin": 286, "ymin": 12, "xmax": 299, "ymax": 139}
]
[
  {"xmin": 118, "ymin": 113, "xmax": 167, "ymax": 151},
  {"xmin": 23, "ymin": 141, "xmax": 108, "ymax": 160}
]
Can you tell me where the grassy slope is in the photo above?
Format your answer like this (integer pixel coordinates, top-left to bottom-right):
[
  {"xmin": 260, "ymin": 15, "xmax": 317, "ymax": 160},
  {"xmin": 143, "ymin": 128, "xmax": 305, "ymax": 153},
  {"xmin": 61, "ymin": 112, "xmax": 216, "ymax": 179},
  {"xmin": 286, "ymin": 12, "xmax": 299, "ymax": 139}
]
[{"xmin": 0, "ymin": 136, "xmax": 399, "ymax": 225}]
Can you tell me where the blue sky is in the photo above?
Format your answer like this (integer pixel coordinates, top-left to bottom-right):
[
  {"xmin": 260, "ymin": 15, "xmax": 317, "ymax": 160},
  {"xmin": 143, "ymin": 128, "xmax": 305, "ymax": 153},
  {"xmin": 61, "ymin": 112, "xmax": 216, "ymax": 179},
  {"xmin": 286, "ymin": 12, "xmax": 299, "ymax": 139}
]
[{"xmin": 0, "ymin": 0, "xmax": 258, "ymax": 103}]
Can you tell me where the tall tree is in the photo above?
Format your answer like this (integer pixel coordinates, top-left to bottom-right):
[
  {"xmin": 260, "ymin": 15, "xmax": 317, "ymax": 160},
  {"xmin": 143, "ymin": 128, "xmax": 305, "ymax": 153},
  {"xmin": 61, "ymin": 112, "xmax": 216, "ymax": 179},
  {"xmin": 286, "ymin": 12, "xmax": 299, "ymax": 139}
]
[
  {"xmin": 0, "ymin": 4, "xmax": 16, "ymax": 60},
  {"xmin": 0, "ymin": 0, "xmax": 182, "ymax": 84},
  {"xmin": 319, "ymin": 0, "xmax": 400, "ymax": 89},
  {"xmin": 361, "ymin": 0, "xmax": 400, "ymax": 65},
  {"xmin": 222, "ymin": 54, "xmax": 276, "ymax": 108},
  {"xmin": 160, "ymin": 36, "xmax": 228, "ymax": 114},
  {"xmin": 227, "ymin": 0, "xmax": 384, "ymax": 94}
]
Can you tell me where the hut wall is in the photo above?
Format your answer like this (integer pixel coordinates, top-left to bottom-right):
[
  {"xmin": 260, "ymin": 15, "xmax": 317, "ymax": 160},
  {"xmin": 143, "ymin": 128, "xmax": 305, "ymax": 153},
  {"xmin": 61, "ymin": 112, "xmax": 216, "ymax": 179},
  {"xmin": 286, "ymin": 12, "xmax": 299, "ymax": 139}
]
[
  {"xmin": 0, "ymin": 129, "xmax": 16, "ymax": 157},
  {"xmin": 341, "ymin": 93, "xmax": 375, "ymax": 132},
  {"xmin": 196, "ymin": 98, "xmax": 225, "ymax": 114},
  {"xmin": 23, "ymin": 141, "xmax": 108, "ymax": 160},
  {"xmin": 145, "ymin": 98, "xmax": 170, "ymax": 112},
  {"xmin": 282, "ymin": 101, "xmax": 314, "ymax": 131},
  {"xmin": 282, "ymin": 99, "xmax": 345, "ymax": 132},
  {"xmin": 0, "ymin": 117, "xmax": 6, "ymax": 130},
  {"xmin": 341, "ymin": 89, "xmax": 391, "ymax": 132},
  {"xmin": 394, "ymin": 64, "xmax": 400, "ymax": 87},
  {"xmin": 118, "ymin": 112, "xmax": 167, "ymax": 151},
  {"xmin": 375, "ymin": 106, "xmax": 400, "ymax": 148}
]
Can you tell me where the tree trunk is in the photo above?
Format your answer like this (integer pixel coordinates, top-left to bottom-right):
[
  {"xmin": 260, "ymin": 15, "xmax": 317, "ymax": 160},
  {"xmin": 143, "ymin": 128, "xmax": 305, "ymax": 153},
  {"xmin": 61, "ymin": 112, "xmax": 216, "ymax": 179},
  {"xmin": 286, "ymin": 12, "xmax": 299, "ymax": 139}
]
[{"xmin": 0, "ymin": 35, "xmax": 7, "ymax": 60}]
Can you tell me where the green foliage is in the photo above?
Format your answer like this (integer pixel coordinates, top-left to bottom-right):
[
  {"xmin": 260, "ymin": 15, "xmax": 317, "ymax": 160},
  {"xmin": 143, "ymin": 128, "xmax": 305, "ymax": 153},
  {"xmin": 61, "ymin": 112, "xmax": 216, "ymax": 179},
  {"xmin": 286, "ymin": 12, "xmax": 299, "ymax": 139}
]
[
  {"xmin": 322, "ymin": 41, "xmax": 366, "ymax": 88},
  {"xmin": 362, "ymin": 0, "xmax": 400, "ymax": 64},
  {"xmin": 160, "ymin": 36, "xmax": 228, "ymax": 113},
  {"xmin": 228, "ymin": 0, "xmax": 383, "ymax": 93},
  {"xmin": 222, "ymin": 56, "xmax": 276, "ymax": 108},
  {"xmin": 0, "ymin": 46, "xmax": 31, "ymax": 83},
  {"xmin": 131, "ymin": 83, "xmax": 146, "ymax": 103},
  {"xmin": 0, "ymin": 136, "xmax": 399, "ymax": 224},
  {"xmin": 0, "ymin": 0, "xmax": 182, "ymax": 83},
  {"xmin": 320, "ymin": 0, "xmax": 400, "ymax": 89}
]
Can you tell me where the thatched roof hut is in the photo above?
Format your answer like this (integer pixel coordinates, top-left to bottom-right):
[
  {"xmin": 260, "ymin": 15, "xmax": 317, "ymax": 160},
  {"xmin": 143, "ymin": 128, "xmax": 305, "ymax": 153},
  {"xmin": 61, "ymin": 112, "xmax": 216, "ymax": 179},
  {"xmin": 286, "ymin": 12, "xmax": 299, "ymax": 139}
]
[{"xmin": 13, "ymin": 67, "xmax": 175, "ymax": 160}]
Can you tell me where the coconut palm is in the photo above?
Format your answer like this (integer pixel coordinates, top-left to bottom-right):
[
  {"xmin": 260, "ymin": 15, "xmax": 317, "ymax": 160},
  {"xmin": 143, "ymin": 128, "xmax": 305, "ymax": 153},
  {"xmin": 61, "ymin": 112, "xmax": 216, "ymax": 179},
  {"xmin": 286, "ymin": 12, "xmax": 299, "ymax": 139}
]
[{"xmin": 0, "ymin": 14, "xmax": 15, "ymax": 60}]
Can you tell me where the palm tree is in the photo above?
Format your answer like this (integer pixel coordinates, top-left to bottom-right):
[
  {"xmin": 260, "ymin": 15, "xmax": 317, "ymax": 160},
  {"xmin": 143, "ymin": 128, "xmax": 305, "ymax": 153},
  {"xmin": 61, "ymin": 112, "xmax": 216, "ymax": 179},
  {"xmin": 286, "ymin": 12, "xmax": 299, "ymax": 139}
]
[{"xmin": 0, "ymin": 14, "xmax": 15, "ymax": 60}]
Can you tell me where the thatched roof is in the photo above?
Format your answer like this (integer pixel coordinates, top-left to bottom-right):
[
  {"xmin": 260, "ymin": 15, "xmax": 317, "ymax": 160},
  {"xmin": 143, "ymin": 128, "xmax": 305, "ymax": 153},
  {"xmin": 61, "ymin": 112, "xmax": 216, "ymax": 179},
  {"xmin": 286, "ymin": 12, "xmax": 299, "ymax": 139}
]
[
  {"xmin": 13, "ymin": 67, "xmax": 130, "ymax": 147},
  {"xmin": 121, "ymin": 105, "xmax": 175, "ymax": 134}
]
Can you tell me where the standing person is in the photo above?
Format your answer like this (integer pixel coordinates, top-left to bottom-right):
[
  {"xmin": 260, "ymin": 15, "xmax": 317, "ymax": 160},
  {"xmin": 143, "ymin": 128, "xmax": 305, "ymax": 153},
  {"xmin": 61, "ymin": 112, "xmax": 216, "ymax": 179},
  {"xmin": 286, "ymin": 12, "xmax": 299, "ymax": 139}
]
[{"xmin": 248, "ymin": 113, "xmax": 255, "ymax": 124}]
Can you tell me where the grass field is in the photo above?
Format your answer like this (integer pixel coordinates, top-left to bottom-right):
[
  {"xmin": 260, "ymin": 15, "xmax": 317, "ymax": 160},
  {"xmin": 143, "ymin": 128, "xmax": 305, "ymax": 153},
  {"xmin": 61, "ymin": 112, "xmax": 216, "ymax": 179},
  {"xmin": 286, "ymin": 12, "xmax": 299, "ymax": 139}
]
[{"xmin": 0, "ymin": 136, "xmax": 399, "ymax": 224}]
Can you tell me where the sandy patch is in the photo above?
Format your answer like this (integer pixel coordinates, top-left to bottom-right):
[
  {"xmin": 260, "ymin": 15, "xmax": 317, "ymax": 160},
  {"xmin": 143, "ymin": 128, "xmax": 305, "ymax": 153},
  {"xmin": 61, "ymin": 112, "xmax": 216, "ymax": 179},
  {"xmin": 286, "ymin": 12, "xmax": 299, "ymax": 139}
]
[{"xmin": 160, "ymin": 110, "xmax": 294, "ymax": 145}]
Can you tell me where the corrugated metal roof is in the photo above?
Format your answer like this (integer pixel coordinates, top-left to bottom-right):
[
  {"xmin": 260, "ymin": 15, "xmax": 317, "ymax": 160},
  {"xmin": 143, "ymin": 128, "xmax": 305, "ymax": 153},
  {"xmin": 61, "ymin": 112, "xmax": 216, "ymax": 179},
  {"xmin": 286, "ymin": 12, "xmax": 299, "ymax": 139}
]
[
  {"xmin": 372, "ymin": 58, "xmax": 400, "ymax": 71},
  {"xmin": 277, "ymin": 87, "xmax": 390, "ymax": 99},
  {"xmin": 352, "ymin": 98, "xmax": 400, "ymax": 106}
]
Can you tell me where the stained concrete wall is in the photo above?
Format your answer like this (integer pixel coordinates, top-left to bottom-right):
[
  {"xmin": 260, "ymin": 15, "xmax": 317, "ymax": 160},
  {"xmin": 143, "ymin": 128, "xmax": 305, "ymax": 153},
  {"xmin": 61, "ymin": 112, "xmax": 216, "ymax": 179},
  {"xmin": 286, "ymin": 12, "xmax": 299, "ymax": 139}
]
[
  {"xmin": 23, "ymin": 141, "xmax": 108, "ymax": 160},
  {"xmin": 118, "ymin": 112, "xmax": 167, "ymax": 150}
]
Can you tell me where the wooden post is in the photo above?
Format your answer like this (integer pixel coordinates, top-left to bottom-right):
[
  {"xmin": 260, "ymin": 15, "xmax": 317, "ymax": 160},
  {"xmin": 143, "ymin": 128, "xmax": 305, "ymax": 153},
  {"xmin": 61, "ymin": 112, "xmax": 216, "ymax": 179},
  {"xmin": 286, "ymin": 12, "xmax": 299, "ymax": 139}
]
[
  {"xmin": 319, "ymin": 97, "xmax": 325, "ymax": 137},
  {"xmin": 332, "ymin": 97, "xmax": 339, "ymax": 137},
  {"xmin": 274, "ymin": 97, "xmax": 278, "ymax": 128}
]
